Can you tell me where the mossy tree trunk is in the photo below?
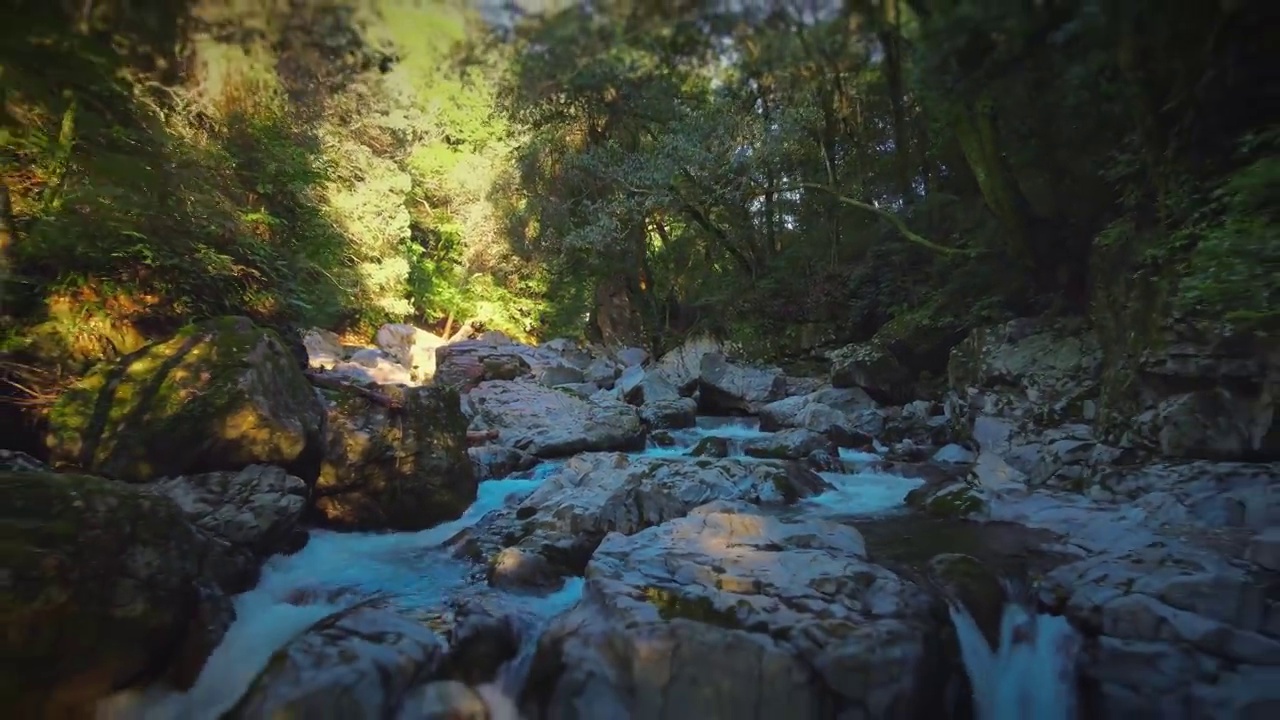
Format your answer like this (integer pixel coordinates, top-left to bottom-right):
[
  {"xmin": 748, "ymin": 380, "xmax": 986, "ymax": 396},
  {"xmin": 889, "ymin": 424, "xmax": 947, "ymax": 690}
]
[{"xmin": 0, "ymin": 180, "xmax": 12, "ymax": 318}]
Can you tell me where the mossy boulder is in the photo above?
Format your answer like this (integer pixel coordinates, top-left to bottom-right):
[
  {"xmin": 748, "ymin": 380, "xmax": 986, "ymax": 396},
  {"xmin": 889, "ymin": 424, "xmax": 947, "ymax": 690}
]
[
  {"xmin": 927, "ymin": 553, "xmax": 1008, "ymax": 648},
  {"xmin": 0, "ymin": 471, "xmax": 232, "ymax": 717},
  {"xmin": 690, "ymin": 436, "xmax": 731, "ymax": 458},
  {"xmin": 314, "ymin": 385, "xmax": 477, "ymax": 530},
  {"xmin": 905, "ymin": 482, "xmax": 988, "ymax": 519},
  {"xmin": 45, "ymin": 316, "xmax": 325, "ymax": 483},
  {"xmin": 830, "ymin": 340, "xmax": 914, "ymax": 404},
  {"xmin": 946, "ymin": 317, "xmax": 1102, "ymax": 416}
]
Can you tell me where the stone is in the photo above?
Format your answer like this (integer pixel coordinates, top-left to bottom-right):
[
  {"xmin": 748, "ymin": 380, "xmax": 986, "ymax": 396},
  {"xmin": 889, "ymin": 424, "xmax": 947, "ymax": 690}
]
[
  {"xmin": 465, "ymin": 454, "xmax": 832, "ymax": 584},
  {"xmin": 1247, "ymin": 527, "xmax": 1280, "ymax": 571},
  {"xmin": 46, "ymin": 316, "xmax": 325, "ymax": 483},
  {"xmin": 324, "ymin": 356, "xmax": 414, "ymax": 386},
  {"xmin": 583, "ymin": 358, "xmax": 621, "ymax": 388},
  {"xmin": 932, "ymin": 444, "xmax": 977, "ymax": 465},
  {"xmin": 638, "ymin": 397, "xmax": 698, "ymax": 430},
  {"xmin": 0, "ymin": 449, "xmax": 47, "ymax": 472},
  {"xmin": 618, "ymin": 365, "xmax": 682, "ymax": 405},
  {"xmin": 375, "ymin": 323, "xmax": 446, "ymax": 381},
  {"xmin": 349, "ymin": 347, "xmax": 388, "ymax": 367},
  {"xmin": 315, "ymin": 385, "xmax": 476, "ymax": 531},
  {"xmin": 434, "ymin": 340, "xmax": 534, "ymax": 392},
  {"xmin": 301, "ymin": 328, "xmax": 344, "ymax": 369},
  {"xmin": 1149, "ymin": 389, "xmax": 1274, "ymax": 460},
  {"xmin": 230, "ymin": 607, "xmax": 446, "ymax": 719},
  {"xmin": 527, "ymin": 502, "xmax": 936, "ymax": 719},
  {"xmin": 742, "ymin": 428, "xmax": 837, "ymax": 460},
  {"xmin": 465, "ymin": 379, "xmax": 645, "ymax": 458},
  {"xmin": 615, "ymin": 346, "xmax": 650, "ymax": 368},
  {"xmin": 697, "ymin": 353, "xmax": 787, "ymax": 414},
  {"xmin": 653, "ymin": 335, "xmax": 723, "ymax": 393},
  {"xmin": 467, "ymin": 444, "xmax": 537, "ymax": 482},
  {"xmin": 830, "ymin": 340, "xmax": 913, "ymax": 404},
  {"xmin": 537, "ymin": 363, "xmax": 587, "ymax": 388},
  {"xmin": 946, "ymin": 318, "xmax": 1102, "ymax": 416},
  {"xmin": 758, "ymin": 387, "xmax": 877, "ymax": 431},
  {"xmin": 397, "ymin": 680, "xmax": 489, "ymax": 720},
  {"xmin": 148, "ymin": 464, "xmax": 309, "ymax": 557},
  {"xmin": 2, "ymin": 471, "xmax": 234, "ymax": 717}
]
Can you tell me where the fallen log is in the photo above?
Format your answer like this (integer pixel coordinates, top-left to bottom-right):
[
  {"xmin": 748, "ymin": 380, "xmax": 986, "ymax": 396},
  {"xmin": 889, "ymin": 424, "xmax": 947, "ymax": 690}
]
[{"xmin": 305, "ymin": 370, "xmax": 402, "ymax": 410}]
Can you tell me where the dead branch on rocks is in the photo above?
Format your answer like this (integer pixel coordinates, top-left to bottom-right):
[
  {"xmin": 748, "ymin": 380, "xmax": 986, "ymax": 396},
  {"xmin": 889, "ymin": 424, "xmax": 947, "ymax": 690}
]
[{"xmin": 305, "ymin": 370, "xmax": 403, "ymax": 411}]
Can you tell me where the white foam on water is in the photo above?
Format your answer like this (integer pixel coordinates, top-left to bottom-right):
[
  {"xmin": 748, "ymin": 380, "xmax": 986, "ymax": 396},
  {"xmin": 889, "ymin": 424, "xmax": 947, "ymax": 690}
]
[
  {"xmin": 101, "ymin": 467, "xmax": 569, "ymax": 720},
  {"xmin": 950, "ymin": 599, "xmax": 1081, "ymax": 720},
  {"xmin": 806, "ymin": 469, "xmax": 924, "ymax": 516},
  {"xmin": 836, "ymin": 447, "xmax": 881, "ymax": 463}
]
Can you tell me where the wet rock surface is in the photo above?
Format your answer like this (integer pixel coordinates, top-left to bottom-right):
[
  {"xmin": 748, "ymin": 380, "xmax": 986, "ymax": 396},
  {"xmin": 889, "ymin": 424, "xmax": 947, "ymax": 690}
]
[
  {"xmin": 527, "ymin": 501, "xmax": 937, "ymax": 719},
  {"xmin": 17, "ymin": 315, "xmax": 1280, "ymax": 719},
  {"xmin": 315, "ymin": 384, "xmax": 476, "ymax": 531},
  {"xmin": 2, "ymin": 471, "xmax": 239, "ymax": 717}
]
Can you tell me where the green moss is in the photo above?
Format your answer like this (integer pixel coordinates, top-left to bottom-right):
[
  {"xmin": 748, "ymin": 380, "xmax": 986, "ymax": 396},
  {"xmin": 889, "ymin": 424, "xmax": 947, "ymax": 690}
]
[
  {"xmin": 770, "ymin": 472, "xmax": 801, "ymax": 503},
  {"xmin": 690, "ymin": 436, "xmax": 729, "ymax": 458},
  {"xmin": 314, "ymin": 384, "xmax": 476, "ymax": 531},
  {"xmin": 0, "ymin": 470, "xmax": 206, "ymax": 716},
  {"xmin": 45, "ymin": 316, "xmax": 320, "ymax": 483},
  {"xmin": 921, "ymin": 486, "xmax": 986, "ymax": 519},
  {"xmin": 642, "ymin": 587, "xmax": 743, "ymax": 630}
]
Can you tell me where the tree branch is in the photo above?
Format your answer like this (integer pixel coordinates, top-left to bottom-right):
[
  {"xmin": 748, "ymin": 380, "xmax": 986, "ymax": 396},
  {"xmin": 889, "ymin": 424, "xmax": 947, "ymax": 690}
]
[{"xmin": 774, "ymin": 182, "xmax": 972, "ymax": 256}]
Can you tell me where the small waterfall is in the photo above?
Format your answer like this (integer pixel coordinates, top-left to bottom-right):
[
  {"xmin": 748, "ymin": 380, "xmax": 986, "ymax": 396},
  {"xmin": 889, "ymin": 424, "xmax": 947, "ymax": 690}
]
[{"xmin": 949, "ymin": 594, "xmax": 1081, "ymax": 720}]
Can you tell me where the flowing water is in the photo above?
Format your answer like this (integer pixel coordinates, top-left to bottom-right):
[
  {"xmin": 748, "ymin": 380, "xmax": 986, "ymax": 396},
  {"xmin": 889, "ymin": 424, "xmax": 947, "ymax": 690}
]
[
  {"xmin": 100, "ymin": 416, "xmax": 1072, "ymax": 718},
  {"xmin": 949, "ymin": 589, "xmax": 1081, "ymax": 720}
]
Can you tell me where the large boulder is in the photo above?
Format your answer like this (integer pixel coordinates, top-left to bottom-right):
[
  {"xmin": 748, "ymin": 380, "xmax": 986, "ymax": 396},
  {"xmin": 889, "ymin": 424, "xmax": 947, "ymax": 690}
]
[
  {"xmin": 301, "ymin": 328, "xmax": 345, "ymax": 369},
  {"xmin": 46, "ymin": 316, "xmax": 325, "ymax": 483},
  {"xmin": 697, "ymin": 353, "xmax": 787, "ymax": 414},
  {"xmin": 467, "ymin": 453, "xmax": 832, "ymax": 586},
  {"xmin": 2, "ymin": 471, "xmax": 235, "ymax": 717},
  {"xmin": 148, "ymin": 464, "xmax": 309, "ymax": 558},
  {"xmin": 526, "ymin": 501, "xmax": 938, "ymax": 719},
  {"xmin": 228, "ymin": 606, "xmax": 447, "ymax": 719},
  {"xmin": 1040, "ymin": 531, "xmax": 1280, "ymax": 717},
  {"xmin": 315, "ymin": 385, "xmax": 476, "ymax": 531},
  {"xmin": 652, "ymin": 335, "xmax": 723, "ymax": 393},
  {"xmin": 759, "ymin": 387, "xmax": 882, "ymax": 443},
  {"xmin": 465, "ymin": 380, "xmax": 645, "ymax": 458},
  {"xmin": 947, "ymin": 317, "xmax": 1103, "ymax": 419},
  {"xmin": 434, "ymin": 340, "xmax": 535, "ymax": 392},
  {"xmin": 752, "ymin": 386, "xmax": 875, "ymax": 425},
  {"xmin": 617, "ymin": 365, "xmax": 682, "ymax": 405},
  {"xmin": 830, "ymin": 341, "xmax": 914, "ymax": 405},
  {"xmin": 1125, "ymin": 325, "xmax": 1279, "ymax": 461},
  {"xmin": 326, "ymin": 348, "xmax": 415, "ymax": 387},
  {"xmin": 375, "ymin": 323, "xmax": 445, "ymax": 382},
  {"xmin": 742, "ymin": 428, "xmax": 838, "ymax": 460}
]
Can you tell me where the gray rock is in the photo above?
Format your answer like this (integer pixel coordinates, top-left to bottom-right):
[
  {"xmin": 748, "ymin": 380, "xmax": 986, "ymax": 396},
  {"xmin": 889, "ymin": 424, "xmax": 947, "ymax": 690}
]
[
  {"xmin": 698, "ymin": 353, "xmax": 787, "ymax": 414},
  {"xmin": 466, "ymin": 379, "xmax": 645, "ymax": 458},
  {"xmin": 149, "ymin": 464, "xmax": 308, "ymax": 557},
  {"xmin": 530, "ymin": 501, "xmax": 935, "ymax": 719},
  {"xmin": 230, "ymin": 607, "xmax": 446, "ymax": 719},
  {"xmin": 743, "ymin": 428, "xmax": 837, "ymax": 460},
  {"xmin": 638, "ymin": 397, "xmax": 698, "ymax": 430}
]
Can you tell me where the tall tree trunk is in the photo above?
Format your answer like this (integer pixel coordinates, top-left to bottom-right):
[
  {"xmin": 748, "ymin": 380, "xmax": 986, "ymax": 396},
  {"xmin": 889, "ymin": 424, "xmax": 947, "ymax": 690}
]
[
  {"xmin": 0, "ymin": 181, "xmax": 12, "ymax": 318},
  {"xmin": 952, "ymin": 97, "xmax": 1034, "ymax": 268},
  {"xmin": 880, "ymin": 0, "xmax": 914, "ymax": 198}
]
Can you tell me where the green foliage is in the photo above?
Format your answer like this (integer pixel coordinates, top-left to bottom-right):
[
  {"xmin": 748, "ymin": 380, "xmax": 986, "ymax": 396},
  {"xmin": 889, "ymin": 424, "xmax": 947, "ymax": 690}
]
[
  {"xmin": 492, "ymin": 0, "xmax": 1273, "ymax": 363},
  {"xmin": 1, "ymin": 0, "xmax": 1271, "ymax": 382},
  {"xmin": 1, "ymin": 0, "xmax": 554, "ymax": 370},
  {"xmin": 1176, "ymin": 131, "xmax": 1280, "ymax": 330}
]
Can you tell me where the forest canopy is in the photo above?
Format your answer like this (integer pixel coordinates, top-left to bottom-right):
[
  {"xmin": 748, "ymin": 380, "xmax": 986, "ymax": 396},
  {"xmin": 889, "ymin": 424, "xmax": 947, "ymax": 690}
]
[{"xmin": 1, "ymin": 0, "xmax": 1275, "ymax": 373}]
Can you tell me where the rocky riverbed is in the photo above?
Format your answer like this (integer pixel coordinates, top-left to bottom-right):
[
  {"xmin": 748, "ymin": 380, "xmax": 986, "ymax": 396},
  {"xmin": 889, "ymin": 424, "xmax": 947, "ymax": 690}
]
[{"xmin": 4, "ymin": 316, "xmax": 1278, "ymax": 719}]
